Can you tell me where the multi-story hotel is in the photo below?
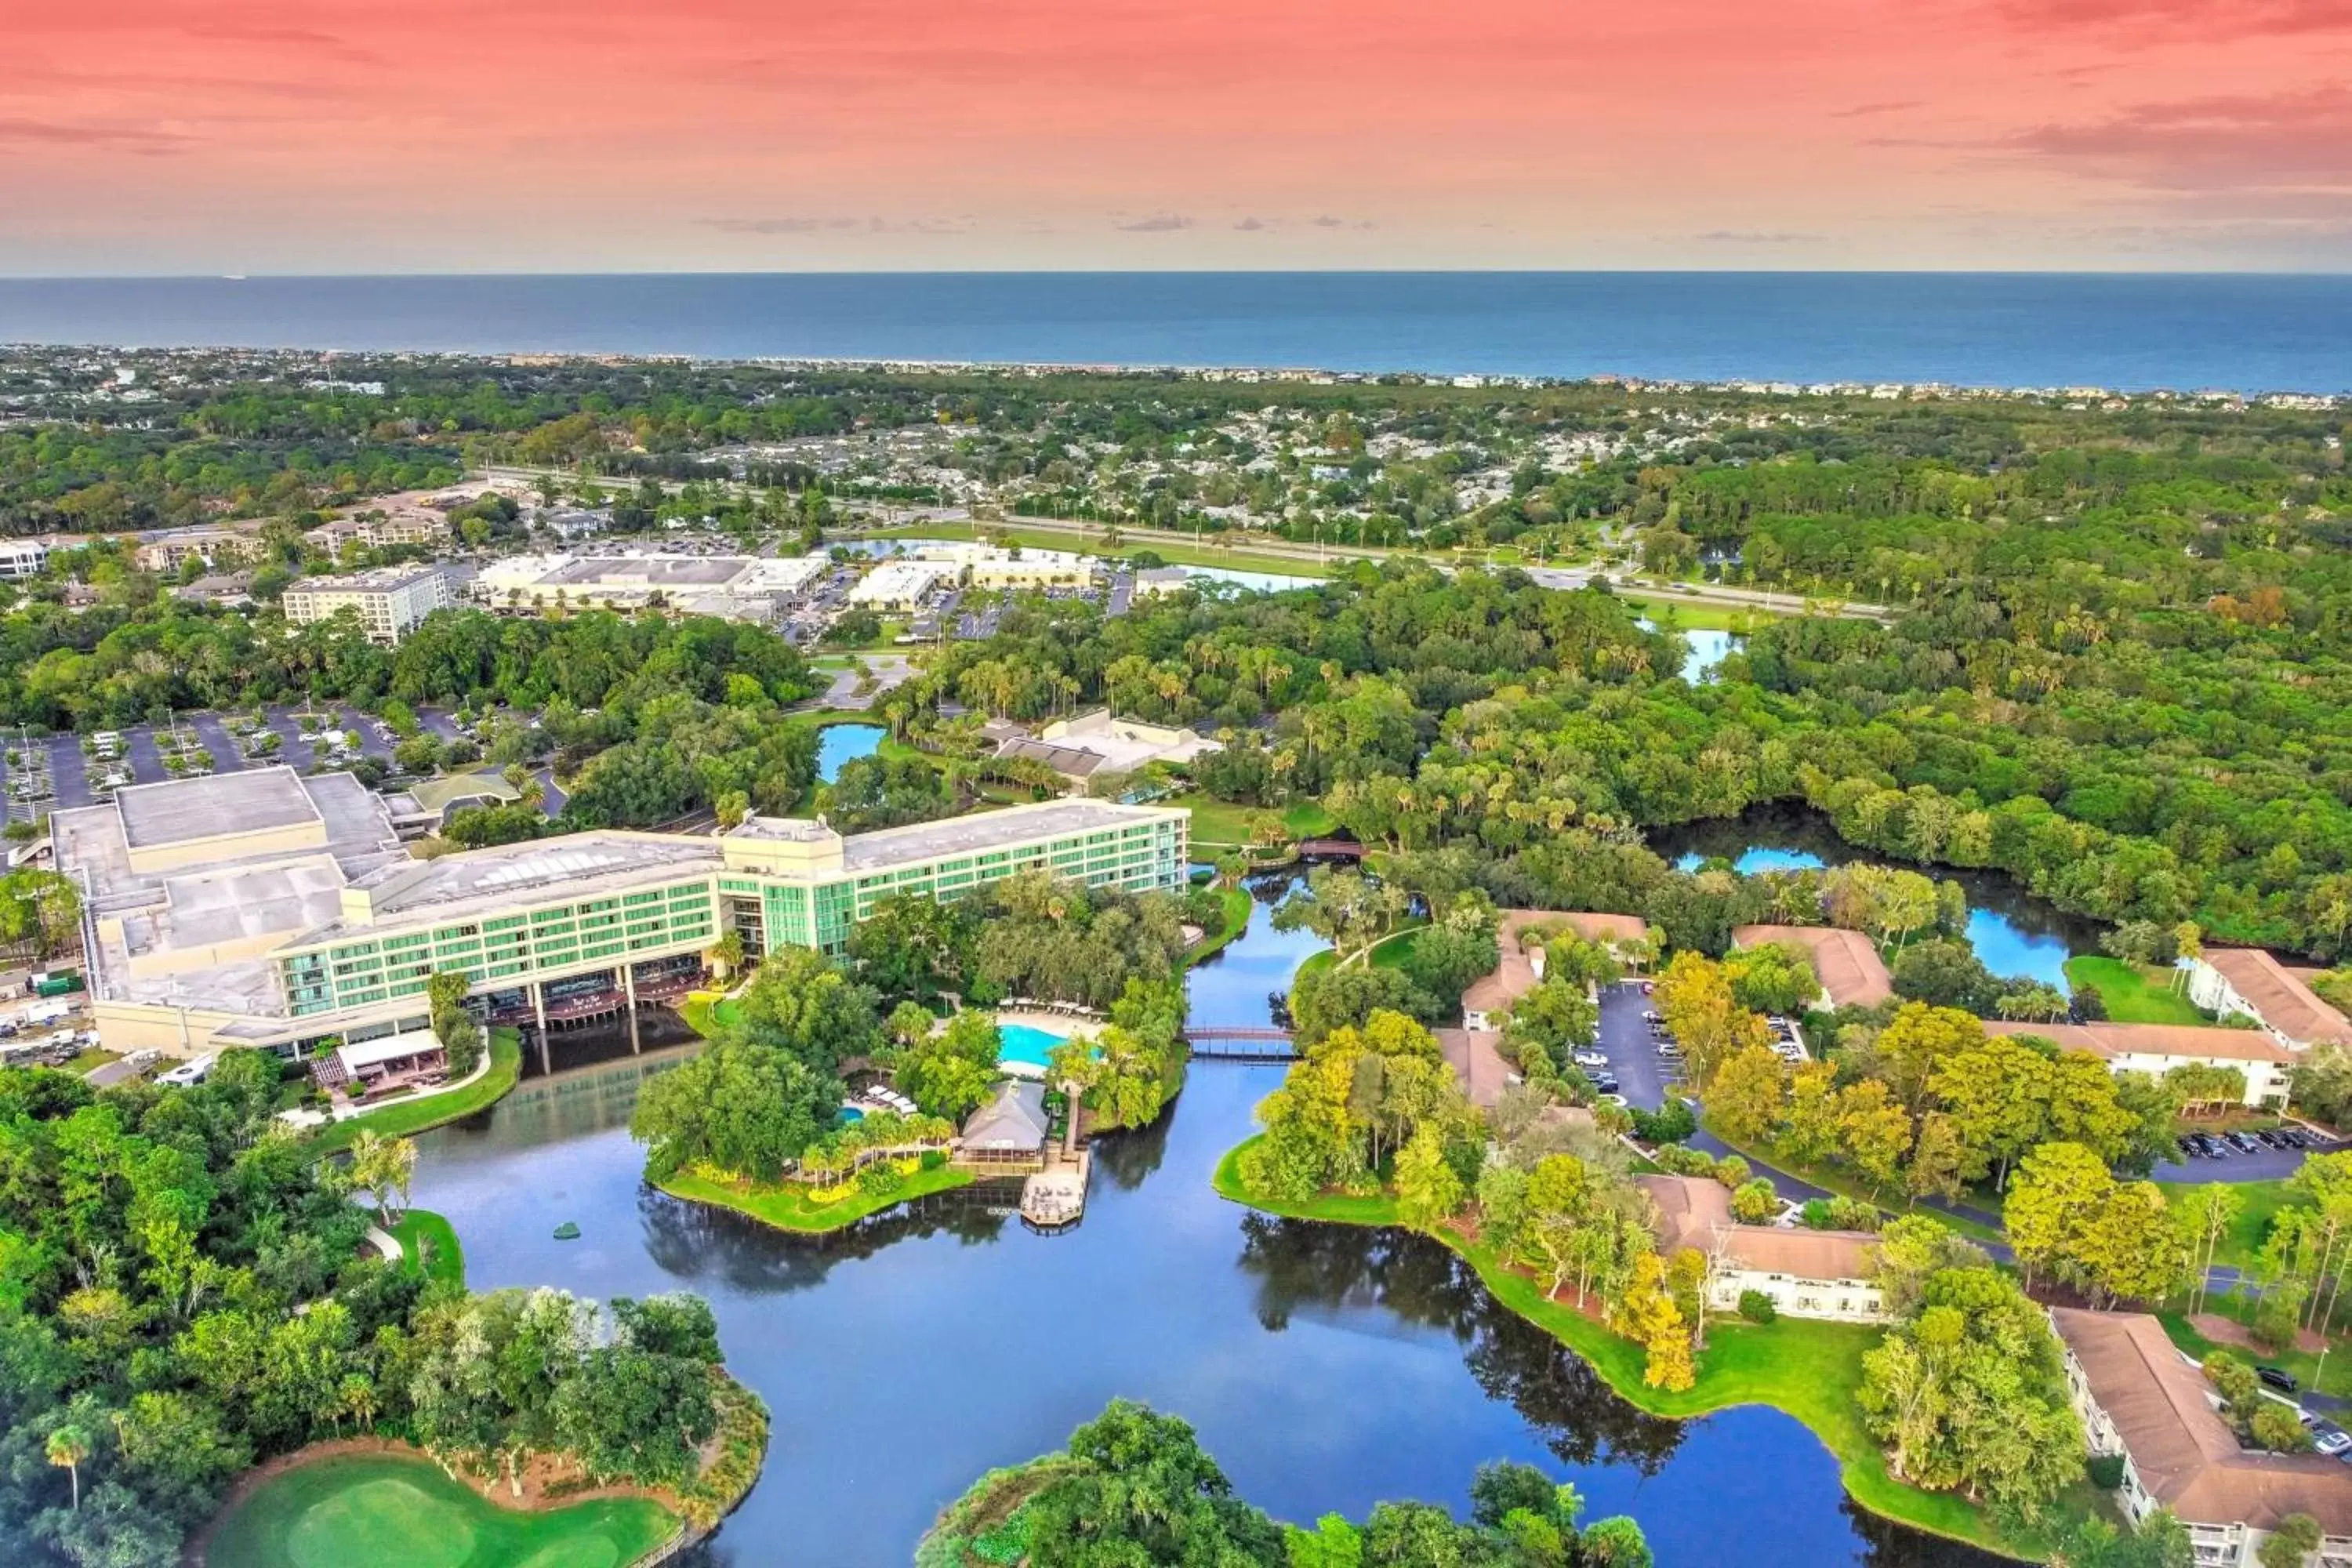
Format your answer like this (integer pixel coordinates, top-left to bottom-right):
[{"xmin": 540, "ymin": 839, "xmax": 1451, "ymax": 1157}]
[
  {"xmin": 56, "ymin": 767, "xmax": 1188, "ymax": 1062},
  {"xmin": 281, "ymin": 564, "xmax": 456, "ymax": 645}
]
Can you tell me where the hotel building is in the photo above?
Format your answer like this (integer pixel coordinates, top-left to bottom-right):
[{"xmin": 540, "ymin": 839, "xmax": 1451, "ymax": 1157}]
[
  {"xmin": 56, "ymin": 767, "xmax": 1187, "ymax": 1061},
  {"xmin": 281, "ymin": 564, "xmax": 456, "ymax": 646}
]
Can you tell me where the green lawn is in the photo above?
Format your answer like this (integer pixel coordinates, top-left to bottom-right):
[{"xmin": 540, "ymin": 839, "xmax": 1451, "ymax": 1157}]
[
  {"xmin": 202, "ymin": 1450, "xmax": 677, "ymax": 1568},
  {"xmin": 2164, "ymin": 1178, "xmax": 2296, "ymax": 1271},
  {"xmin": 310, "ymin": 1029, "xmax": 522, "ymax": 1156},
  {"xmin": 1212, "ymin": 1138, "xmax": 2053, "ymax": 1559},
  {"xmin": 2158, "ymin": 1309, "xmax": 2352, "ymax": 1399},
  {"xmin": 1616, "ymin": 592, "xmax": 1778, "ymax": 632},
  {"xmin": 2063, "ymin": 956, "xmax": 2209, "ymax": 1025},
  {"xmin": 659, "ymin": 1161, "xmax": 976, "ymax": 1233},
  {"xmin": 681, "ymin": 993, "xmax": 745, "ymax": 1039},
  {"xmin": 388, "ymin": 1208, "xmax": 466, "ymax": 1289},
  {"xmin": 1171, "ymin": 793, "xmax": 1338, "ymax": 849}
]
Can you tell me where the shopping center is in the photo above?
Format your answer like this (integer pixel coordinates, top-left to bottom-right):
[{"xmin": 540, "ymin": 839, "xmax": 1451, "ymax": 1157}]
[{"xmin": 55, "ymin": 766, "xmax": 1188, "ymax": 1061}]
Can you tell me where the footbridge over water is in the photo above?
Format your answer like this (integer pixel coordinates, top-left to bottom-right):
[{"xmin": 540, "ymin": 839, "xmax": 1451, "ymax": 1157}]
[{"xmin": 1180, "ymin": 1025, "xmax": 1298, "ymax": 1063}]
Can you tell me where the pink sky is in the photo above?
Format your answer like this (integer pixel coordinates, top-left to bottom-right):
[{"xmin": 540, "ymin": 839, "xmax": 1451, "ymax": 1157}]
[{"xmin": 5, "ymin": 0, "xmax": 2351, "ymax": 272}]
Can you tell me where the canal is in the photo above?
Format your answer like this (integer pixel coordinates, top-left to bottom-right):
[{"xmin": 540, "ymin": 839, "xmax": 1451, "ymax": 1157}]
[
  {"xmin": 1658, "ymin": 804, "xmax": 2100, "ymax": 993},
  {"xmin": 408, "ymin": 873, "xmax": 1998, "ymax": 1567}
]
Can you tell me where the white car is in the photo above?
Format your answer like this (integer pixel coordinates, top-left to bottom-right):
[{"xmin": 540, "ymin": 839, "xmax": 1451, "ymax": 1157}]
[
  {"xmin": 1572, "ymin": 1051, "xmax": 1608, "ymax": 1068},
  {"xmin": 2316, "ymin": 1428, "xmax": 2351, "ymax": 1458}
]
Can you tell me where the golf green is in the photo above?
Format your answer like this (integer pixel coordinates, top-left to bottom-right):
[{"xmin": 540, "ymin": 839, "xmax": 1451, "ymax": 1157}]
[{"xmin": 205, "ymin": 1452, "xmax": 677, "ymax": 1568}]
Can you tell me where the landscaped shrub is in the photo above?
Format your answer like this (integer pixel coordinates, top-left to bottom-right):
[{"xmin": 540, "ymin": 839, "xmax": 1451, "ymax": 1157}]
[
  {"xmin": 1737, "ymin": 1289, "xmax": 1778, "ymax": 1324},
  {"xmin": 1730, "ymin": 1178, "xmax": 1780, "ymax": 1224},
  {"xmin": 2085, "ymin": 1453, "xmax": 2125, "ymax": 1490},
  {"xmin": 1629, "ymin": 1099, "xmax": 1697, "ymax": 1145}
]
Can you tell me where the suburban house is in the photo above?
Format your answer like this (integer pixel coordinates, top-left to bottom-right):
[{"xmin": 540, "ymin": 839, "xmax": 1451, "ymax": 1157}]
[
  {"xmin": 1981, "ymin": 1020, "xmax": 2296, "ymax": 1108},
  {"xmin": 993, "ymin": 711, "xmax": 1220, "ymax": 789},
  {"xmin": 2051, "ymin": 1307, "xmax": 2352, "ymax": 1567},
  {"xmin": 1730, "ymin": 924, "xmax": 1894, "ymax": 1010},
  {"xmin": 2189, "ymin": 949, "xmax": 2352, "ymax": 1051},
  {"xmin": 1634, "ymin": 1174, "xmax": 1887, "ymax": 1323}
]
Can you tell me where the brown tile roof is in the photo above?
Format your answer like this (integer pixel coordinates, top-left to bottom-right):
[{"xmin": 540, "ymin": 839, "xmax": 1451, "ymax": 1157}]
[
  {"xmin": 2203, "ymin": 948, "xmax": 2352, "ymax": 1045},
  {"xmin": 1633, "ymin": 1174, "xmax": 1878, "ymax": 1281},
  {"xmin": 1462, "ymin": 910, "xmax": 1651, "ymax": 1018},
  {"xmin": 1731, "ymin": 924, "xmax": 1894, "ymax": 1007},
  {"xmin": 1982, "ymin": 1019, "xmax": 2295, "ymax": 1066},
  {"xmin": 2052, "ymin": 1308, "xmax": 2352, "ymax": 1535},
  {"xmin": 1436, "ymin": 1027, "xmax": 1516, "ymax": 1109}
]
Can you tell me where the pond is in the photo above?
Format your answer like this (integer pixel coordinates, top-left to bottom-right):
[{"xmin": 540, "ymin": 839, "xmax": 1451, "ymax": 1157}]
[
  {"xmin": 1661, "ymin": 806, "xmax": 2094, "ymax": 993},
  {"xmin": 815, "ymin": 722, "xmax": 885, "ymax": 782},
  {"xmin": 408, "ymin": 873, "xmax": 1996, "ymax": 1568},
  {"xmin": 1635, "ymin": 617, "xmax": 1742, "ymax": 684}
]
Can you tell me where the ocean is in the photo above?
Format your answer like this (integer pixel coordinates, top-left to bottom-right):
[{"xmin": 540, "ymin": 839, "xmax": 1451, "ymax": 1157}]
[{"xmin": 0, "ymin": 272, "xmax": 2347, "ymax": 392}]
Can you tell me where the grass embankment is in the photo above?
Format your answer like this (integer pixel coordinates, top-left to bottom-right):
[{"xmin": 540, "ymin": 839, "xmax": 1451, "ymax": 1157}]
[
  {"xmin": 202, "ymin": 1450, "xmax": 677, "ymax": 1568},
  {"xmin": 2063, "ymin": 957, "xmax": 2209, "ymax": 1025},
  {"xmin": 1185, "ymin": 887, "xmax": 1255, "ymax": 969},
  {"xmin": 310, "ymin": 1028, "xmax": 523, "ymax": 1156},
  {"xmin": 2158, "ymin": 1308, "xmax": 2352, "ymax": 1399},
  {"xmin": 659, "ymin": 1162, "xmax": 975, "ymax": 1234},
  {"xmin": 1213, "ymin": 1137, "xmax": 2039, "ymax": 1559},
  {"xmin": 1292, "ymin": 925, "xmax": 1434, "ymax": 989},
  {"xmin": 1172, "ymin": 793, "xmax": 1338, "ymax": 849},
  {"xmin": 388, "ymin": 1208, "xmax": 466, "ymax": 1289}
]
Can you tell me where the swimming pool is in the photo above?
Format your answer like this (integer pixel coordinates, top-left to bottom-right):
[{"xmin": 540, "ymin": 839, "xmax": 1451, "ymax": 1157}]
[{"xmin": 997, "ymin": 1023, "xmax": 1069, "ymax": 1070}]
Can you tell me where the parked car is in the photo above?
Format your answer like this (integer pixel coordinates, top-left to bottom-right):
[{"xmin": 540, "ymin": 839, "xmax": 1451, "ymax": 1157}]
[
  {"xmin": 1572, "ymin": 1051, "xmax": 1608, "ymax": 1068},
  {"xmin": 2259, "ymin": 1366, "xmax": 2299, "ymax": 1392},
  {"xmin": 2313, "ymin": 1424, "xmax": 2351, "ymax": 1458}
]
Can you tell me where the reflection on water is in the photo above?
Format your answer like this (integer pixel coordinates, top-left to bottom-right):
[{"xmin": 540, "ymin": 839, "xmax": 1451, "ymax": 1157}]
[
  {"xmin": 410, "ymin": 873, "xmax": 1998, "ymax": 1568},
  {"xmin": 1660, "ymin": 805, "xmax": 2095, "ymax": 991}
]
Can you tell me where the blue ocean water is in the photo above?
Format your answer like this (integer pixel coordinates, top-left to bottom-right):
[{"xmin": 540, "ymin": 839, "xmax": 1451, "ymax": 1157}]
[{"xmin": 2, "ymin": 272, "xmax": 2347, "ymax": 390}]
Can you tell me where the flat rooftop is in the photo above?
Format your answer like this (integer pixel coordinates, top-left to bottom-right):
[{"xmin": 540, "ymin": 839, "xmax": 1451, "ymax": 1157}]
[
  {"xmin": 118, "ymin": 765, "xmax": 321, "ymax": 849},
  {"xmin": 840, "ymin": 800, "xmax": 1181, "ymax": 872},
  {"xmin": 544, "ymin": 556, "xmax": 749, "ymax": 588},
  {"xmin": 290, "ymin": 830, "xmax": 726, "ymax": 946},
  {"xmin": 296, "ymin": 564, "xmax": 445, "ymax": 591}
]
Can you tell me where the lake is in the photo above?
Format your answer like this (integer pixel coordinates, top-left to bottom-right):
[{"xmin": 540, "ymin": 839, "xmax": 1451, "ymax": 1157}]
[
  {"xmin": 1661, "ymin": 808, "xmax": 2092, "ymax": 993},
  {"xmin": 815, "ymin": 722, "xmax": 885, "ymax": 782},
  {"xmin": 406, "ymin": 874, "xmax": 1997, "ymax": 1567}
]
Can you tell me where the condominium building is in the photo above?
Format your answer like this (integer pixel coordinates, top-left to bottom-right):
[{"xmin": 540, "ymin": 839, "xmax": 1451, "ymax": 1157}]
[
  {"xmin": 0, "ymin": 539, "xmax": 51, "ymax": 579},
  {"xmin": 281, "ymin": 564, "xmax": 455, "ymax": 645},
  {"xmin": 56, "ymin": 766, "xmax": 1188, "ymax": 1060},
  {"xmin": 133, "ymin": 525, "xmax": 259, "ymax": 574},
  {"xmin": 306, "ymin": 510, "xmax": 452, "ymax": 553}
]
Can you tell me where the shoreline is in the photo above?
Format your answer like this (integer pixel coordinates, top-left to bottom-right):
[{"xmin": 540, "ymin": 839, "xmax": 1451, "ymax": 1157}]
[
  {"xmin": 657, "ymin": 1161, "xmax": 978, "ymax": 1234},
  {"xmin": 1210, "ymin": 1135, "xmax": 2048, "ymax": 1563}
]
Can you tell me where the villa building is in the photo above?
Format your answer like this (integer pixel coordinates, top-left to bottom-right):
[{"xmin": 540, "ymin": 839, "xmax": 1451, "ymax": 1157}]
[
  {"xmin": 54, "ymin": 766, "xmax": 1186, "ymax": 1061},
  {"xmin": 281, "ymin": 564, "xmax": 456, "ymax": 646},
  {"xmin": 2052, "ymin": 1307, "xmax": 2352, "ymax": 1567},
  {"xmin": 1981, "ymin": 1020, "xmax": 2296, "ymax": 1108},
  {"xmin": 1439, "ymin": 909, "xmax": 1652, "ymax": 1107},
  {"xmin": 1730, "ymin": 924, "xmax": 1895, "ymax": 1009},
  {"xmin": 1635, "ymin": 1174, "xmax": 1886, "ymax": 1323},
  {"xmin": 2189, "ymin": 949, "xmax": 2352, "ymax": 1051}
]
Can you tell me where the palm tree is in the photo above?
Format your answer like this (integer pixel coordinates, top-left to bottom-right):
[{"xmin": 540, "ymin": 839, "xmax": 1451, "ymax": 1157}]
[
  {"xmin": 47, "ymin": 1424, "xmax": 89, "ymax": 1511},
  {"xmin": 336, "ymin": 1373, "xmax": 379, "ymax": 1436}
]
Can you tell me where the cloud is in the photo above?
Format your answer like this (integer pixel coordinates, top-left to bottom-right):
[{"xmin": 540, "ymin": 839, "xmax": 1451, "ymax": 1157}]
[
  {"xmin": 1232, "ymin": 216, "xmax": 1270, "ymax": 230},
  {"xmin": 2005, "ymin": 85, "xmax": 2352, "ymax": 192},
  {"xmin": 1991, "ymin": 0, "xmax": 2352, "ymax": 39},
  {"xmin": 1693, "ymin": 230, "xmax": 1825, "ymax": 244},
  {"xmin": 697, "ymin": 216, "xmax": 964, "ymax": 234},
  {"xmin": 1829, "ymin": 100, "xmax": 1919, "ymax": 118},
  {"xmin": 0, "ymin": 118, "xmax": 192, "ymax": 154},
  {"xmin": 1114, "ymin": 213, "xmax": 1191, "ymax": 231}
]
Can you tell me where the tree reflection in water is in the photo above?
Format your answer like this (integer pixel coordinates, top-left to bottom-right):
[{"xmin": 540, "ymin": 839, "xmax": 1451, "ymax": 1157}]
[
  {"xmin": 636, "ymin": 1178, "xmax": 1020, "ymax": 1295},
  {"xmin": 1237, "ymin": 1214, "xmax": 1686, "ymax": 1475}
]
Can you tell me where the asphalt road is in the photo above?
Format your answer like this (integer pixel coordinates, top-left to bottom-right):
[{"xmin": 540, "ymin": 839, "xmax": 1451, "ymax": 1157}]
[
  {"xmin": 418, "ymin": 708, "xmax": 464, "ymax": 742},
  {"xmin": 263, "ymin": 708, "xmax": 320, "ymax": 769},
  {"xmin": 124, "ymin": 726, "xmax": 165, "ymax": 786},
  {"xmin": 44, "ymin": 735, "xmax": 90, "ymax": 809},
  {"xmin": 337, "ymin": 708, "xmax": 394, "ymax": 760},
  {"xmin": 2152, "ymin": 1139, "xmax": 2328, "ymax": 1185}
]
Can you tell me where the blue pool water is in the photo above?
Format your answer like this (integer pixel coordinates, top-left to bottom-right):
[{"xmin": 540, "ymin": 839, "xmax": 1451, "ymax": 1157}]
[
  {"xmin": 817, "ymin": 724, "xmax": 885, "ymax": 782},
  {"xmin": 997, "ymin": 1022, "xmax": 1070, "ymax": 1069},
  {"xmin": 837, "ymin": 1105, "xmax": 865, "ymax": 1123}
]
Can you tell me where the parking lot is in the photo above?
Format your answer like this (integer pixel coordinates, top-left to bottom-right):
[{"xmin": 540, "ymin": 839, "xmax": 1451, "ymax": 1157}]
[
  {"xmin": 1588, "ymin": 982, "xmax": 1672, "ymax": 1109},
  {"xmin": 2154, "ymin": 1124, "xmax": 2339, "ymax": 1184}
]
